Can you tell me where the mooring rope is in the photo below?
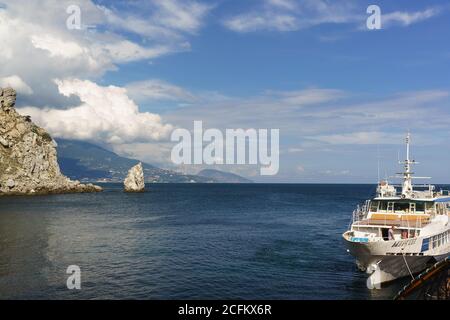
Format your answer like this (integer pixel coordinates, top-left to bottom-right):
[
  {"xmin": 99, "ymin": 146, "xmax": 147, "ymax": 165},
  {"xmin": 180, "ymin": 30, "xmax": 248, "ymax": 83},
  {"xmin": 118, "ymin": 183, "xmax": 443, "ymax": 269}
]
[{"xmin": 402, "ymin": 250, "xmax": 415, "ymax": 280}]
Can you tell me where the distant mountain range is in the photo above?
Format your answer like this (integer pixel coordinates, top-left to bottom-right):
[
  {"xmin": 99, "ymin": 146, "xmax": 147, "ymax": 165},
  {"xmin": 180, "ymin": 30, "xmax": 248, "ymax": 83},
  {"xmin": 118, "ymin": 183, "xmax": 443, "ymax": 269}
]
[
  {"xmin": 197, "ymin": 169, "xmax": 253, "ymax": 183},
  {"xmin": 56, "ymin": 139, "xmax": 212, "ymax": 183},
  {"xmin": 55, "ymin": 139, "xmax": 252, "ymax": 183}
]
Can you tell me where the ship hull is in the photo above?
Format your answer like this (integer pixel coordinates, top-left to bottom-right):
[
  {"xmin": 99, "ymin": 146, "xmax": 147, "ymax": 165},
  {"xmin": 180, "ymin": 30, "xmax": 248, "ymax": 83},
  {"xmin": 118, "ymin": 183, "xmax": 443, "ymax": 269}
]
[{"xmin": 343, "ymin": 237, "xmax": 440, "ymax": 288}]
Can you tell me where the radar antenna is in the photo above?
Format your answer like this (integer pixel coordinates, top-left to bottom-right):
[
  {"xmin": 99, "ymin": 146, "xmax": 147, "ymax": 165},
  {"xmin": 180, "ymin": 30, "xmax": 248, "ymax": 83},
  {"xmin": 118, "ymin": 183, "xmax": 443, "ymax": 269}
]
[{"xmin": 396, "ymin": 133, "xmax": 430, "ymax": 197}]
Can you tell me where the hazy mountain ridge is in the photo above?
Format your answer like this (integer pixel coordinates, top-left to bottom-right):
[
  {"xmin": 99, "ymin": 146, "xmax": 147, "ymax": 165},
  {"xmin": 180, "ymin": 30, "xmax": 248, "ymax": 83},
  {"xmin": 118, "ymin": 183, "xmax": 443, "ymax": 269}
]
[
  {"xmin": 197, "ymin": 169, "xmax": 253, "ymax": 183},
  {"xmin": 56, "ymin": 139, "xmax": 214, "ymax": 183}
]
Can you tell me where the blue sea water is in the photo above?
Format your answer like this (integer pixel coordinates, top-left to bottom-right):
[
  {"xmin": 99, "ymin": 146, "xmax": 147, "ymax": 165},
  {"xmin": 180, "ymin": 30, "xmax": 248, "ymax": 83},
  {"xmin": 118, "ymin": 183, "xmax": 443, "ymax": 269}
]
[{"xmin": 0, "ymin": 183, "xmax": 411, "ymax": 299}]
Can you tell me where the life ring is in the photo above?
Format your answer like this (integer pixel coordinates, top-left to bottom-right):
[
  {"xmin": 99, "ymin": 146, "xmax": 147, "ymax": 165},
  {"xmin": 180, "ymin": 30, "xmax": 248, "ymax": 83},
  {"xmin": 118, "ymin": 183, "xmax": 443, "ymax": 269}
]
[{"xmin": 401, "ymin": 194, "xmax": 406, "ymax": 199}]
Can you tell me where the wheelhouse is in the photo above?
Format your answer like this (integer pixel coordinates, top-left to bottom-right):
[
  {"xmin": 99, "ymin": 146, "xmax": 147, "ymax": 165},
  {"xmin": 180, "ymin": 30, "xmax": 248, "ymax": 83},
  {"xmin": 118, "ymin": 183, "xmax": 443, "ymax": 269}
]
[{"xmin": 369, "ymin": 199, "xmax": 449, "ymax": 215}]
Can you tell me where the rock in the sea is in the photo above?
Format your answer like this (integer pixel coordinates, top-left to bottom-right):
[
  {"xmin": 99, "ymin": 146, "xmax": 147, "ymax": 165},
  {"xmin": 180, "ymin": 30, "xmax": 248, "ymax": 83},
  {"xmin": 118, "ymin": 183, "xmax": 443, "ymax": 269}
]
[
  {"xmin": 124, "ymin": 162, "xmax": 145, "ymax": 192},
  {"xmin": 0, "ymin": 87, "xmax": 102, "ymax": 195}
]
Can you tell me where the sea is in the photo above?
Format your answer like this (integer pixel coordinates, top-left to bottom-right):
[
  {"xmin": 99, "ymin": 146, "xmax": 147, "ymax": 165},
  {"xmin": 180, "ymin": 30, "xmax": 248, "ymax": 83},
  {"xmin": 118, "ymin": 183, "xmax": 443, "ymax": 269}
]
[{"xmin": 0, "ymin": 183, "xmax": 415, "ymax": 299}]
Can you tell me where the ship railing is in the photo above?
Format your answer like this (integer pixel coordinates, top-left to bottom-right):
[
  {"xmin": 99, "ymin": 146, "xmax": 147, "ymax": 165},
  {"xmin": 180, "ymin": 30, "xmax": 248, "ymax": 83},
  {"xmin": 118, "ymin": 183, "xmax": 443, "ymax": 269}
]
[
  {"xmin": 379, "ymin": 184, "xmax": 436, "ymax": 198},
  {"xmin": 349, "ymin": 200, "xmax": 370, "ymax": 228},
  {"xmin": 352, "ymin": 213, "xmax": 432, "ymax": 229},
  {"xmin": 350, "ymin": 197, "xmax": 435, "ymax": 229}
]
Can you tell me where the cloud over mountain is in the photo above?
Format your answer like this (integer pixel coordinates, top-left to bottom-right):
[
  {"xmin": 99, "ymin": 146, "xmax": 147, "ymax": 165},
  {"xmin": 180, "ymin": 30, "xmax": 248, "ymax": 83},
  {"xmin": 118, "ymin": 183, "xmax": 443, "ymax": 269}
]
[
  {"xmin": 19, "ymin": 79, "xmax": 173, "ymax": 144},
  {"xmin": 0, "ymin": 0, "xmax": 211, "ymax": 146}
]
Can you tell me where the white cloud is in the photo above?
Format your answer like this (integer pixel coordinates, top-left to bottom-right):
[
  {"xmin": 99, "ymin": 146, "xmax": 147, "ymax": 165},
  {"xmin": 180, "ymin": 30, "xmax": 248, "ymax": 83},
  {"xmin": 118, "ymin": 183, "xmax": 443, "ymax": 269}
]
[
  {"xmin": 276, "ymin": 88, "xmax": 346, "ymax": 106},
  {"xmin": 0, "ymin": 75, "xmax": 33, "ymax": 95},
  {"xmin": 383, "ymin": 8, "xmax": 441, "ymax": 27},
  {"xmin": 0, "ymin": 0, "xmax": 210, "ymax": 109},
  {"xmin": 52, "ymin": 84, "xmax": 448, "ymax": 182},
  {"xmin": 320, "ymin": 169, "xmax": 350, "ymax": 176},
  {"xmin": 268, "ymin": 0, "xmax": 298, "ymax": 10},
  {"xmin": 225, "ymin": 12, "xmax": 298, "ymax": 32},
  {"xmin": 165, "ymin": 88, "xmax": 450, "ymax": 148},
  {"xmin": 224, "ymin": 1, "xmax": 443, "ymax": 33},
  {"xmin": 308, "ymin": 132, "xmax": 402, "ymax": 145},
  {"xmin": 0, "ymin": 0, "xmax": 215, "ymax": 166},
  {"xmin": 18, "ymin": 79, "xmax": 173, "ymax": 144},
  {"xmin": 223, "ymin": 0, "xmax": 359, "ymax": 33},
  {"xmin": 125, "ymin": 79, "xmax": 197, "ymax": 103},
  {"xmin": 99, "ymin": 0, "xmax": 211, "ymax": 38},
  {"xmin": 164, "ymin": 86, "xmax": 350, "ymax": 130},
  {"xmin": 99, "ymin": 6, "xmax": 179, "ymax": 40},
  {"xmin": 94, "ymin": 40, "xmax": 174, "ymax": 63},
  {"xmin": 288, "ymin": 148, "xmax": 304, "ymax": 153},
  {"xmin": 152, "ymin": 0, "xmax": 212, "ymax": 33},
  {"xmin": 31, "ymin": 34, "xmax": 87, "ymax": 59}
]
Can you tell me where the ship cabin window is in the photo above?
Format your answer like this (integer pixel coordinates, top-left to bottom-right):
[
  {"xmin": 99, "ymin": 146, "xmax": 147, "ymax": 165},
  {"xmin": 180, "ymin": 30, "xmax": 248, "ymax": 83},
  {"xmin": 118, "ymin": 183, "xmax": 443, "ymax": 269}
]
[
  {"xmin": 370, "ymin": 201, "xmax": 427, "ymax": 213},
  {"xmin": 394, "ymin": 202, "xmax": 409, "ymax": 212},
  {"xmin": 430, "ymin": 232, "xmax": 448, "ymax": 249},
  {"xmin": 415, "ymin": 202, "xmax": 425, "ymax": 212},
  {"xmin": 370, "ymin": 201, "xmax": 379, "ymax": 211}
]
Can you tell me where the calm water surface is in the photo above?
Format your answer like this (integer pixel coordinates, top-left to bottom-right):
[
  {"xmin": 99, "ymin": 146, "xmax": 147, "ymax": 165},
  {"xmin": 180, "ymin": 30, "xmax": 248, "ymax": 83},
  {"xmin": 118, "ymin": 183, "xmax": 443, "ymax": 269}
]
[{"xmin": 0, "ymin": 184, "xmax": 411, "ymax": 299}]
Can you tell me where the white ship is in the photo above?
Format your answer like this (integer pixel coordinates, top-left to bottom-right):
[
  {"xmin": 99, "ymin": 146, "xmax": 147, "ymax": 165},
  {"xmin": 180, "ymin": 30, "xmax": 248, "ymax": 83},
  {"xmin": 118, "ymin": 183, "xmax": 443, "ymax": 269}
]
[{"xmin": 343, "ymin": 134, "xmax": 450, "ymax": 289}]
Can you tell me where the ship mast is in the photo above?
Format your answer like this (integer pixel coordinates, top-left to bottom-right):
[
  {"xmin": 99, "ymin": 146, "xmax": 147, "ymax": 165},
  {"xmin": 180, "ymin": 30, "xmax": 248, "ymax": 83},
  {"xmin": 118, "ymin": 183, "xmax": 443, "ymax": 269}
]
[{"xmin": 400, "ymin": 133, "xmax": 414, "ymax": 197}]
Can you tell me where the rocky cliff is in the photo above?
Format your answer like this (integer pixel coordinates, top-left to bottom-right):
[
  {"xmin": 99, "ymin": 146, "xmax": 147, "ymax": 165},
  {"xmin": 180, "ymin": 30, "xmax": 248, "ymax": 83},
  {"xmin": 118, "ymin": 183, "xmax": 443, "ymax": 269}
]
[
  {"xmin": 124, "ymin": 162, "xmax": 145, "ymax": 192},
  {"xmin": 0, "ymin": 87, "xmax": 102, "ymax": 195}
]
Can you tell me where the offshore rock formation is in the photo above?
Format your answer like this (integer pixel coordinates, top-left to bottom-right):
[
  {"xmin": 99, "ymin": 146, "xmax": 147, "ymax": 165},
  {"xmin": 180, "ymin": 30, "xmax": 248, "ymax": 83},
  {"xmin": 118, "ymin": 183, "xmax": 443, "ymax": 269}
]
[
  {"xmin": 124, "ymin": 162, "xmax": 145, "ymax": 192},
  {"xmin": 0, "ymin": 87, "xmax": 102, "ymax": 195}
]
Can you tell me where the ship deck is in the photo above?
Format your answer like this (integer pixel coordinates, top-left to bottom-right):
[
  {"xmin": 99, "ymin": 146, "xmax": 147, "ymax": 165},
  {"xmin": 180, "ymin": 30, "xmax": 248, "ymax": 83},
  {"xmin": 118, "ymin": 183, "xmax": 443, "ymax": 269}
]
[{"xmin": 352, "ymin": 218, "xmax": 429, "ymax": 229}]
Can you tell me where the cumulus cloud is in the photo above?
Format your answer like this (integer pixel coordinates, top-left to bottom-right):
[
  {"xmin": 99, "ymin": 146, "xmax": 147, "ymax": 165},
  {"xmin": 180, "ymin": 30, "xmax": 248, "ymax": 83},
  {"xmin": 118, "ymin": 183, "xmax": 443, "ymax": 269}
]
[
  {"xmin": 31, "ymin": 34, "xmax": 87, "ymax": 59},
  {"xmin": 0, "ymin": 0, "xmax": 215, "ymax": 166},
  {"xmin": 0, "ymin": 0, "xmax": 210, "ymax": 108},
  {"xmin": 0, "ymin": 75, "xmax": 33, "ymax": 95},
  {"xmin": 18, "ymin": 79, "xmax": 173, "ymax": 144}
]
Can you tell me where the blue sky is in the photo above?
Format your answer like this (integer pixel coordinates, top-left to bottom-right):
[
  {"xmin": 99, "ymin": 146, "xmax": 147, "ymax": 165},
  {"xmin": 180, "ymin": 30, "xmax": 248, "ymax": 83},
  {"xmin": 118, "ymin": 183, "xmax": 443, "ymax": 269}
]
[
  {"xmin": 107, "ymin": 3, "xmax": 450, "ymax": 98},
  {"xmin": 2, "ymin": 0, "xmax": 450, "ymax": 182}
]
